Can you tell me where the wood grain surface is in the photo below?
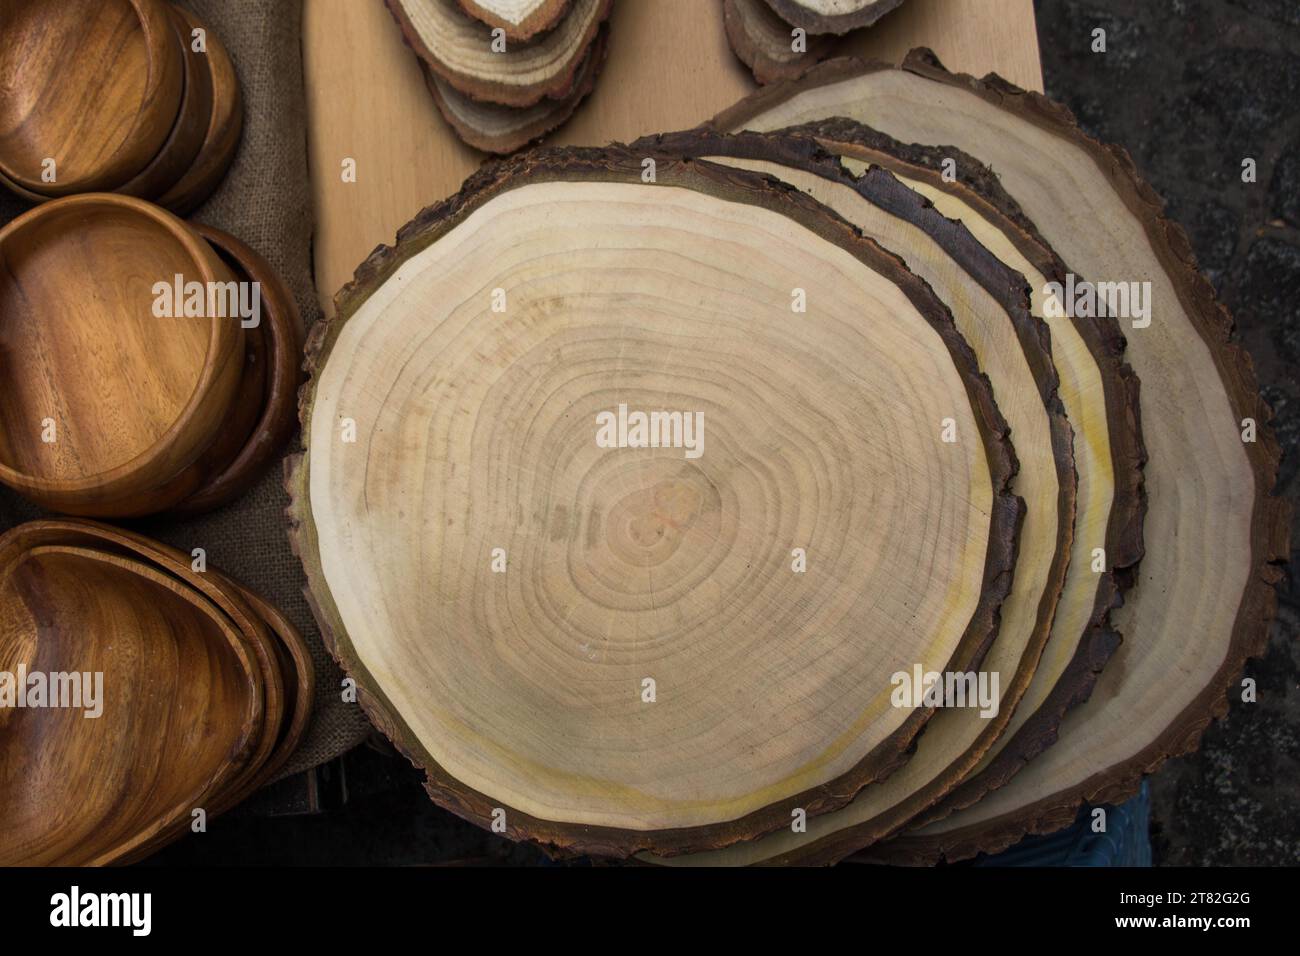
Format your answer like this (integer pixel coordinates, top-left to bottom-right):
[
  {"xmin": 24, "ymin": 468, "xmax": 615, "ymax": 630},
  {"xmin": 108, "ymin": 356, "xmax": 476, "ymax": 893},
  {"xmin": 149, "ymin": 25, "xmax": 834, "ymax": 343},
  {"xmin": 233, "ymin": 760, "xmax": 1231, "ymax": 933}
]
[
  {"xmin": 0, "ymin": 0, "xmax": 184, "ymax": 195},
  {"xmin": 171, "ymin": 223, "xmax": 304, "ymax": 516},
  {"xmin": 156, "ymin": 5, "xmax": 244, "ymax": 216},
  {"xmin": 710, "ymin": 50, "xmax": 1286, "ymax": 865},
  {"xmin": 287, "ymin": 149, "xmax": 1023, "ymax": 856},
  {"xmin": 634, "ymin": 127, "xmax": 1080, "ymax": 865},
  {"xmin": 303, "ymin": 0, "xmax": 1042, "ymax": 310},
  {"xmin": 0, "ymin": 193, "xmax": 245, "ymax": 517},
  {"xmin": 0, "ymin": 538, "xmax": 262, "ymax": 866}
]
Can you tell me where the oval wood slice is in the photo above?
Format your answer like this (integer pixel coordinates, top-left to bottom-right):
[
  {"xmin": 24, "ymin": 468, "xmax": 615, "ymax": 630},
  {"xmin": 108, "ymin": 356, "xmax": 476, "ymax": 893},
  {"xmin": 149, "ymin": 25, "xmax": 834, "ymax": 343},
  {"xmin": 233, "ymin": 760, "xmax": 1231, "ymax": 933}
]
[
  {"xmin": 287, "ymin": 147, "xmax": 1022, "ymax": 857},
  {"xmin": 795, "ymin": 120, "xmax": 1144, "ymax": 847},
  {"xmin": 0, "ymin": 536, "xmax": 263, "ymax": 866},
  {"xmin": 763, "ymin": 0, "xmax": 907, "ymax": 35},
  {"xmin": 632, "ymin": 127, "xmax": 1080, "ymax": 866},
  {"xmin": 723, "ymin": 0, "xmax": 834, "ymax": 85},
  {"xmin": 385, "ymin": 0, "xmax": 610, "ymax": 107},
  {"xmin": 711, "ymin": 50, "xmax": 1288, "ymax": 861},
  {"xmin": 422, "ymin": 24, "xmax": 609, "ymax": 155},
  {"xmin": 456, "ymin": 0, "xmax": 572, "ymax": 42},
  {"xmin": 0, "ymin": 0, "xmax": 184, "ymax": 195}
]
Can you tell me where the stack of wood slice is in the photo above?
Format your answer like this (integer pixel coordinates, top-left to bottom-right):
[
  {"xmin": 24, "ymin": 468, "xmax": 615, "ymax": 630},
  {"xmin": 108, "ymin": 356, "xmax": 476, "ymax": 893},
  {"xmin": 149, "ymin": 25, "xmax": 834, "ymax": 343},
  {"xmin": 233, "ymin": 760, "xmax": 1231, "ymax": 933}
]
[
  {"xmin": 385, "ymin": 0, "xmax": 613, "ymax": 154},
  {"xmin": 287, "ymin": 49, "xmax": 1289, "ymax": 864},
  {"xmin": 722, "ymin": 0, "xmax": 907, "ymax": 84}
]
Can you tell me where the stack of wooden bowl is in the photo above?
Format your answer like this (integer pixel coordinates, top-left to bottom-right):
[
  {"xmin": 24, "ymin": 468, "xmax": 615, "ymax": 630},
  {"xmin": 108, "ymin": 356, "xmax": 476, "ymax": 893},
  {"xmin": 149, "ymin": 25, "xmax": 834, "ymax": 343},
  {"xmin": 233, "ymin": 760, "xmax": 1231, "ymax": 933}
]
[
  {"xmin": 385, "ymin": 0, "xmax": 613, "ymax": 154},
  {"xmin": 0, "ymin": 193, "xmax": 301, "ymax": 518},
  {"xmin": 0, "ymin": 0, "xmax": 242, "ymax": 214},
  {"xmin": 0, "ymin": 519, "xmax": 313, "ymax": 866},
  {"xmin": 722, "ymin": 0, "xmax": 906, "ymax": 83},
  {"xmin": 286, "ymin": 49, "xmax": 1288, "ymax": 865}
]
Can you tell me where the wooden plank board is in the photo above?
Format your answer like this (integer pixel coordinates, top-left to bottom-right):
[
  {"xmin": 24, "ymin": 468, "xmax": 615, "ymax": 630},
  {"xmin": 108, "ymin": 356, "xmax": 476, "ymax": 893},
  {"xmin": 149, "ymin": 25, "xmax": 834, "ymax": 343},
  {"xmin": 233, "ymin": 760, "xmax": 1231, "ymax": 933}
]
[{"xmin": 303, "ymin": 0, "xmax": 1042, "ymax": 309}]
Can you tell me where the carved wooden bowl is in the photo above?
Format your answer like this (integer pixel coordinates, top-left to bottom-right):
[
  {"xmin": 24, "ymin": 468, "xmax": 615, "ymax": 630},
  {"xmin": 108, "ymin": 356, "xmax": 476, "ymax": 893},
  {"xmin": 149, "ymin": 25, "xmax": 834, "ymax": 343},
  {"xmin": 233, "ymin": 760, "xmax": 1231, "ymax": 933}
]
[
  {"xmin": 0, "ymin": 531, "xmax": 264, "ymax": 866},
  {"xmin": 0, "ymin": 193, "xmax": 245, "ymax": 516},
  {"xmin": 0, "ymin": 0, "xmax": 184, "ymax": 195}
]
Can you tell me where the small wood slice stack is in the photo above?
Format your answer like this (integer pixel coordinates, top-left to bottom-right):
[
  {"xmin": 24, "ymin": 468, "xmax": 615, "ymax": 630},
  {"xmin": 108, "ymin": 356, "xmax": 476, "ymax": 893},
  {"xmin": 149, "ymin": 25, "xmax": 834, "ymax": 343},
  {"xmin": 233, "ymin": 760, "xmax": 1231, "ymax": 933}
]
[
  {"xmin": 385, "ymin": 0, "xmax": 613, "ymax": 154},
  {"xmin": 722, "ymin": 0, "xmax": 907, "ymax": 84},
  {"xmin": 723, "ymin": 0, "xmax": 835, "ymax": 85}
]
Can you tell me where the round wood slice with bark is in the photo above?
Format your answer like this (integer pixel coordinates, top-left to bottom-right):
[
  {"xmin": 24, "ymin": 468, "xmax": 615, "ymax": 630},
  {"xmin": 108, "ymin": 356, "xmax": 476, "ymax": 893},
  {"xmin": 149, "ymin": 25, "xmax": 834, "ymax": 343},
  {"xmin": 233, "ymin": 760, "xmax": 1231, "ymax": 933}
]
[
  {"xmin": 286, "ymin": 147, "xmax": 1023, "ymax": 857},
  {"xmin": 422, "ymin": 24, "xmax": 609, "ymax": 154},
  {"xmin": 800, "ymin": 119, "xmax": 1144, "ymax": 840},
  {"xmin": 763, "ymin": 0, "xmax": 907, "ymax": 36},
  {"xmin": 635, "ymin": 122, "xmax": 1144, "ymax": 866},
  {"xmin": 709, "ymin": 49, "xmax": 1288, "ymax": 863},
  {"xmin": 723, "ymin": 0, "xmax": 835, "ymax": 85},
  {"xmin": 385, "ymin": 0, "xmax": 611, "ymax": 107},
  {"xmin": 456, "ymin": 0, "xmax": 572, "ymax": 42}
]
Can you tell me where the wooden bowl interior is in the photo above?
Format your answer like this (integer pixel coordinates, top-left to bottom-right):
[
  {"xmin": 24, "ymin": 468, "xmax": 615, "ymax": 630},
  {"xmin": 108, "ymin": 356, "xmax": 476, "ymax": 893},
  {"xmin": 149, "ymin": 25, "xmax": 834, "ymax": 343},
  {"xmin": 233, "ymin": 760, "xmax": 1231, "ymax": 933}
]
[
  {"xmin": 0, "ymin": 0, "xmax": 180, "ymax": 193},
  {"xmin": 0, "ymin": 545, "xmax": 259, "ymax": 865},
  {"xmin": 0, "ymin": 201, "xmax": 219, "ymax": 481},
  {"xmin": 10, "ymin": 521, "xmax": 289, "ymax": 802}
]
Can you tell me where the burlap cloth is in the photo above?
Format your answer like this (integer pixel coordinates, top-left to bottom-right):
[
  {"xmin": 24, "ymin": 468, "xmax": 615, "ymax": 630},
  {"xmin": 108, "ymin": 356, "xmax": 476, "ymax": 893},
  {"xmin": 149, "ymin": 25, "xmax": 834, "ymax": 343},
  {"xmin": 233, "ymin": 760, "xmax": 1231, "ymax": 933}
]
[{"xmin": 0, "ymin": 0, "xmax": 372, "ymax": 775}]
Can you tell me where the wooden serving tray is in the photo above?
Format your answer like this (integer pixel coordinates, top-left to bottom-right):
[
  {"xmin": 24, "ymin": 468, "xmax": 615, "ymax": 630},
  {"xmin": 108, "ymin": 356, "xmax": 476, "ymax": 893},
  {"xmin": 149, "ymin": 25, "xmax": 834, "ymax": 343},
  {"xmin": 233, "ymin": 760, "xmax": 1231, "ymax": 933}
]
[{"xmin": 302, "ymin": 0, "xmax": 1042, "ymax": 310}]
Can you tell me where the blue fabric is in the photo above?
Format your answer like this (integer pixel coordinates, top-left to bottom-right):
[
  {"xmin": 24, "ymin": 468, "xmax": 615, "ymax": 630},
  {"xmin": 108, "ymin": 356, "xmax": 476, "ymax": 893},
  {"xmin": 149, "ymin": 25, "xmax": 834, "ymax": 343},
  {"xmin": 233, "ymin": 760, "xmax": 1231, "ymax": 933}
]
[{"xmin": 973, "ymin": 782, "xmax": 1152, "ymax": 867}]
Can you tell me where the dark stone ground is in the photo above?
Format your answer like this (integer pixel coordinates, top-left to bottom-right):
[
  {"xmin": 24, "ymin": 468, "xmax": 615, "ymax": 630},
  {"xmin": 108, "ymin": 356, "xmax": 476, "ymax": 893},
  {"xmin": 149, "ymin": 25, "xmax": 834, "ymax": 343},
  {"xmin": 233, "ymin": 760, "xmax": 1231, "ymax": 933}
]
[
  {"xmin": 150, "ymin": 0, "xmax": 1298, "ymax": 866},
  {"xmin": 1034, "ymin": 0, "xmax": 1300, "ymax": 867}
]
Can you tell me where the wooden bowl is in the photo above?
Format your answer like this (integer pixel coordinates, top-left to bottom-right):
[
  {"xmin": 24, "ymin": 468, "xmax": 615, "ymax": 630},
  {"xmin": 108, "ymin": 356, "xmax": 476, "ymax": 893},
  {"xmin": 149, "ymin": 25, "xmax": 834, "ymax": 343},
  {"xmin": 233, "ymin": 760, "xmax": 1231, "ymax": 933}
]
[
  {"xmin": 117, "ymin": 3, "xmax": 215, "ymax": 202},
  {"xmin": 171, "ymin": 223, "xmax": 304, "ymax": 515},
  {"xmin": 15, "ymin": 520, "xmax": 289, "ymax": 808},
  {"xmin": 156, "ymin": 6, "xmax": 244, "ymax": 215},
  {"xmin": 0, "ymin": 193, "xmax": 246, "ymax": 516},
  {"xmin": 240, "ymin": 587, "xmax": 315, "ymax": 783},
  {"xmin": 0, "ymin": 166, "xmax": 52, "ymax": 205},
  {"xmin": 117, "ymin": 578, "xmax": 315, "ymax": 863},
  {"xmin": 1, "ymin": 518, "xmax": 316, "ymax": 860},
  {"xmin": 0, "ymin": 534, "xmax": 264, "ymax": 866},
  {"xmin": 172, "ymin": 284, "xmax": 270, "ymax": 516},
  {"xmin": 0, "ymin": 0, "xmax": 184, "ymax": 196}
]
